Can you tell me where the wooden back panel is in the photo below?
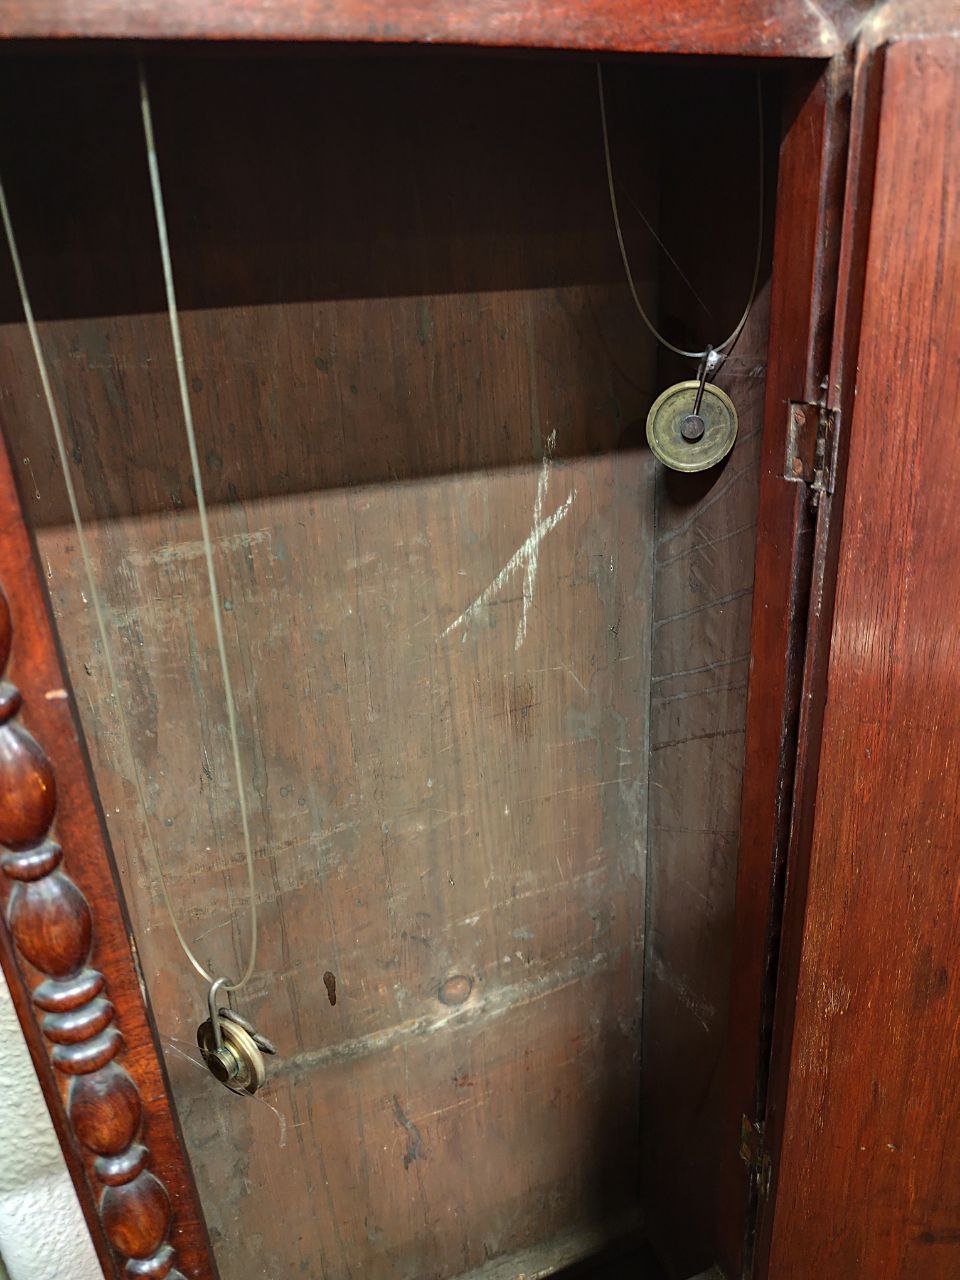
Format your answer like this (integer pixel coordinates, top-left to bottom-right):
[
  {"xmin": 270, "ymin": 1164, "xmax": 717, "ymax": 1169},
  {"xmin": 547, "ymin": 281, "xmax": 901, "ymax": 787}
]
[
  {"xmin": 0, "ymin": 47, "xmax": 771, "ymax": 1280},
  {"xmin": 0, "ymin": 50, "xmax": 656, "ymax": 1280}
]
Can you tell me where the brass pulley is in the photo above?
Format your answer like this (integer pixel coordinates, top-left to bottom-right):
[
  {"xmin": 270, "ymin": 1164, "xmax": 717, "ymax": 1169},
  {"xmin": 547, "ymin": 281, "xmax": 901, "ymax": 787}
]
[
  {"xmin": 197, "ymin": 979, "xmax": 277, "ymax": 1095},
  {"xmin": 646, "ymin": 377, "xmax": 738, "ymax": 473}
]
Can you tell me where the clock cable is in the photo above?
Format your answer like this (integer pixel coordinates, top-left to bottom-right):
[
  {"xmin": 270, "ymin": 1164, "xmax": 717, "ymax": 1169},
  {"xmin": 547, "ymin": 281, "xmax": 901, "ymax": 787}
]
[{"xmin": 0, "ymin": 65, "xmax": 272, "ymax": 1092}]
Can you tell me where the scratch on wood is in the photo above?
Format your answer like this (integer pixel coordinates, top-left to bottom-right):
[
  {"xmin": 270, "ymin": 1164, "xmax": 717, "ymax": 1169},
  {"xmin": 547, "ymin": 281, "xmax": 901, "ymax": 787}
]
[
  {"xmin": 440, "ymin": 431, "xmax": 575, "ymax": 650},
  {"xmin": 651, "ymin": 653, "xmax": 751, "ymax": 683},
  {"xmin": 651, "ymin": 726, "xmax": 744, "ymax": 751},
  {"xmin": 655, "ymin": 518, "xmax": 758, "ymax": 568},
  {"xmin": 650, "ymin": 954, "xmax": 715, "ymax": 1033},
  {"xmin": 526, "ymin": 664, "xmax": 588, "ymax": 694},
  {"xmin": 653, "ymin": 586, "xmax": 753, "ymax": 629},
  {"xmin": 123, "ymin": 527, "xmax": 272, "ymax": 568},
  {"xmin": 192, "ymin": 916, "xmax": 233, "ymax": 943},
  {"xmin": 653, "ymin": 681, "xmax": 748, "ymax": 706},
  {"xmin": 655, "ymin": 452, "xmax": 760, "ymax": 547}
]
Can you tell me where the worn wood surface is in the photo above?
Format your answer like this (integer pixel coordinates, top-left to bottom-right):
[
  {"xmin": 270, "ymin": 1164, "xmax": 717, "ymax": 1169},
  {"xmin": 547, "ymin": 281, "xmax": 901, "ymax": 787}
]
[
  {"xmin": 0, "ymin": 0, "xmax": 867, "ymax": 58},
  {"xmin": 766, "ymin": 32, "xmax": 960, "ymax": 1280},
  {"xmin": 753, "ymin": 36, "xmax": 885, "ymax": 1280},
  {"xmin": 634, "ymin": 64, "xmax": 773, "ymax": 1280},
  {"xmin": 715, "ymin": 58, "xmax": 850, "ymax": 1279},
  {"xmin": 0, "ymin": 51, "xmax": 662, "ymax": 1280},
  {"xmin": 0, "ymin": 419, "xmax": 218, "ymax": 1277}
]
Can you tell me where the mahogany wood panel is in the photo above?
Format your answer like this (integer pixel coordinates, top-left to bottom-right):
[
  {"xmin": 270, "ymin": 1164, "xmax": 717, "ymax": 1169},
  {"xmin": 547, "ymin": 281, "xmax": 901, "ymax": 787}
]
[
  {"xmin": 753, "ymin": 36, "xmax": 886, "ymax": 1278},
  {"xmin": 0, "ymin": 436, "xmax": 217, "ymax": 1279},
  {"xmin": 767, "ymin": 33, "xmax": 960, "ymax": 1280},
  {"xmin": 0, "ymin": 0, "xmax": 867, "ymax": 58},
  {"xmin": 0, "ymin": 51, "xmax": 662, "ymax": 1280},
  {"xmin": 718, "ymin": 58, "xmax": 850, "ymax": 1278}
]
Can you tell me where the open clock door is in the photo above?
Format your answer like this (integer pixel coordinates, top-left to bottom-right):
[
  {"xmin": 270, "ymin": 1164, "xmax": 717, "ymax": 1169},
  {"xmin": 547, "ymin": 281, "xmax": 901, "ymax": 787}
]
[{"xmin": 755, "ymin": 14, "xmax": 960, "ymax": 1280}]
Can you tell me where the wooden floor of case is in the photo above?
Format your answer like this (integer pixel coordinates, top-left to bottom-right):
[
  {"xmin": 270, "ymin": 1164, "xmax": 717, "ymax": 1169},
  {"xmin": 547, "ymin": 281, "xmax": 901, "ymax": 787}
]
[
  {"xmin": 556, "ymin": 1242, "xmax": 666, "ymax": 1277},
  {"xmin": 558, "ymin": 1244, "xmax": 723, "ymax": 1279}
]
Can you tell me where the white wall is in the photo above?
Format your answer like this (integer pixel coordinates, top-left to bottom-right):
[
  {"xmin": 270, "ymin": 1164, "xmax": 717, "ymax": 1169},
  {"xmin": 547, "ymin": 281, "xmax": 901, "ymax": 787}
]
[{"xmin": 0, "ymin": 969, "xmax": 102, "ymax": 1280}]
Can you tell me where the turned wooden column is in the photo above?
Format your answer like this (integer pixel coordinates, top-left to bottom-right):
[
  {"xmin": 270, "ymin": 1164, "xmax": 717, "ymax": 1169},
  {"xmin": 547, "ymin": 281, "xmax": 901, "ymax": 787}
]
[
  {"xmin": 0, "ymin": 433, "xmax": 217, "ymax": 1280},
  {"xmin": 0, "ymin": 586, "xmax": 183, "ymax": 1275}
]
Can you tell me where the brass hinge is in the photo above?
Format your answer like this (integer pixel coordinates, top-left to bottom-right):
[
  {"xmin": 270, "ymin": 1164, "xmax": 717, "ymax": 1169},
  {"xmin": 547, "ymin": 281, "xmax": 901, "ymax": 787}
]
[
  {"xmin": 740, "ymin": 1114, "xmax": 772, "ymax": 1205},
  {"xmin": 785, "ymin": 400, "xmax": 839, "ymax": 508}
]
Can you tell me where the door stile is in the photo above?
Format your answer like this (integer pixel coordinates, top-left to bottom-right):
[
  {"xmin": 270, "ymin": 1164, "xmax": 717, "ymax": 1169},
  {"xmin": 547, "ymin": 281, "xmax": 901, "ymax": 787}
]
[
  {"xmin": 751, "ymin": 33, "xmax": 887, "ymax": 1280},
  {"xmin": 718, "ymin": 53, "xmax": 854, "ymax": 1279}
]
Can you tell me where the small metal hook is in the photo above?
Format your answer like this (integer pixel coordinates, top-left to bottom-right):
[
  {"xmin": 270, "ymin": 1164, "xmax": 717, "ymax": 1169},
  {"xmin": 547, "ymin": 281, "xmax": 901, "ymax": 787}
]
[
  {"xmin": 692, "ymin": 346, "xmax": 714, "ymax": 417},
  {"xmin": 207, "ymin": 976, "xmax": 229, "ymax": 1054},
  {"xmin": 680, "ymin": 346, "xmax": 714, "ymax": 443},
  {"xmin": 197, "ymin": 977, "xmax": 274, "ymax": 1095}
]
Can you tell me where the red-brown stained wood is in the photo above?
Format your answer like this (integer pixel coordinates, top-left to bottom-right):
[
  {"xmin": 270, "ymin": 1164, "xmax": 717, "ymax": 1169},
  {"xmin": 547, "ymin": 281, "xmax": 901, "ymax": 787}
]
[
  {"xmin": 0, "ymin": 424, "xmax": 217, "ymax": 1277},
  {"xmin": 717, "ymin": 57, "xmax": 850, "ymax": 1277},
  {"xmin": 766, "ymin": 32, "xmax": 960, "ymax": 1280},
  {"xmin": 751, "ymin": 35, "xmax": 886, "ymax": 1279},
  {"xmin": 0, "ymin": 714, "xmax": 57, "ymax": 849},
  {"xmin": 0, "ymin": 582, "xmax": 201, "ymax": 1274},
  {"xmin": 0, "ymin": 0, "xmax": 866, "ymax": 57},
  {"xmin": 0, "ymin": 643, "xmax": 184, "ymax": 1274},
  {"xmin": 0, "ymin": 10, "xmax": 957, "ymax": 1280},
  {"xmin": 71, "ymin": 1065, "xmax": 144, "ymax": 1156}
]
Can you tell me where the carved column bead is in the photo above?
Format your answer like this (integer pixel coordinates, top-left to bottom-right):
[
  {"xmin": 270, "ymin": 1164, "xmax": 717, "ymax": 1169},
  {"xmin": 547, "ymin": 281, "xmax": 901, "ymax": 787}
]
[
  {"xmin": 0, "ymin": 714, "xmax": 57, "ymax": 848},
  {"xmin": 101, "ymin": 1171, "xmax": 172, "ymax": 1260},
  {"xmin": 5, "ymin": 844, "xmax": 94, "ymax": 977},
  {"xmin": 70, "ymin": 1064, "xmax": 142, "ymax": 1155},
  {"xmin": 0, "ymin": 584, "xmax": 186, "ymax": 1280}
]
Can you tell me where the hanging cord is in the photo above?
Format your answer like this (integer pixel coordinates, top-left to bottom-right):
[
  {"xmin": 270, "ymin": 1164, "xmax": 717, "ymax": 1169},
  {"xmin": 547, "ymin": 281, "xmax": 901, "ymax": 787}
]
[
  {"xmin": 597, "ymin": 63, "xmax": 765, "ymax": 364},
  {"xmin": 136, "ymin": 60, "xmax": 258, "ymax": 991},
  {"xmin": 0, "ymin": 75, "xmax": 258, "ymax": 994}
]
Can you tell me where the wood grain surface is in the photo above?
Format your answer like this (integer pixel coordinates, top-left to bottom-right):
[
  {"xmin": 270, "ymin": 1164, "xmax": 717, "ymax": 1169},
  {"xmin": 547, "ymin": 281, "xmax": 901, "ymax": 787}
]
[
  {"xmin": 714, "ymin": 58, "xmax": 852, "ymax": 1279},
  {"xmin": 752, "ymin": 36, "xmax": 886, "ymax": 1279},
  {"xmin": 0, "ymin": 47, "xmax": 781, "ymax": 1280},
  {"xmin": 0, "ymin": 416, "xmax": 218, "ymax": 1278},
  {"xmin": 0, "ymin": 13, "xmax": 955, "ymax": 1280},
  {"xmin": 767, "ymin": 32, "xmax": 960, "ymax": 1280},
  {"xmin": 0, "ymin": 0, "xmax": 867, "ymax": 58},
  {"xmin": 0, "ymin": 50, "xmax": 659, "ymax": 1280},
  {"xmin": 635, "ymin": 64, "xmax": 775, "ymax": 1280}
]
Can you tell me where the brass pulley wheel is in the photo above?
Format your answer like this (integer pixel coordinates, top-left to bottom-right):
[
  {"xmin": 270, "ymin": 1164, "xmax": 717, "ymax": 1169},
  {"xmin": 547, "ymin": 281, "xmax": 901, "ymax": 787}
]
[
  {"xmin": 198, "ymin": 1013, "xmax": 269, "ymax": 1095},
  {"xmin": 646, "ymin": 380, "xmax": 739, "ymax": 473},
  {"xmin": 197, "ymin": 981, "xmax": 277, "ymax": 1095}
]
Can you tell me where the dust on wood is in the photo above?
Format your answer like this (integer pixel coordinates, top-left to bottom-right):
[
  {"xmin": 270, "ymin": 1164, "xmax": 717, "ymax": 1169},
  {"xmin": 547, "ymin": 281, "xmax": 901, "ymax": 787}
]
[{"xmin": 0, "ymin": 50, "xmax": 660, "ymax": 1280}]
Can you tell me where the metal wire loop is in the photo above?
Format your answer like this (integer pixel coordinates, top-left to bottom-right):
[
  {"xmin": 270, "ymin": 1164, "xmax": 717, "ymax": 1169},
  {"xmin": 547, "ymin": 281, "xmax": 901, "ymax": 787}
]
[{"xmin": 597, "ymin": 63, "xmax": 765, "ymax": 364}]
